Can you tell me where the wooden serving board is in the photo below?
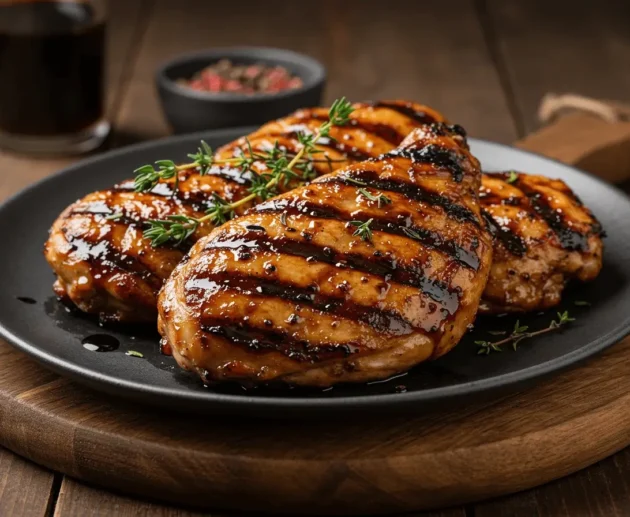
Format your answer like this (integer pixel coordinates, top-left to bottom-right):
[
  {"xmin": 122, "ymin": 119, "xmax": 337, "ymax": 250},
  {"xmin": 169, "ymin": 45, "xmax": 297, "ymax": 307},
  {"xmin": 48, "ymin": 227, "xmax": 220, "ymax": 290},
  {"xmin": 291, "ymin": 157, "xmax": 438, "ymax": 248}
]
[
  {"xmin": 0, "ymin": 334, "xmax": 629, "ymax": 515},
  {"xmin": 2, "ymin": 102, "xmax": 630, "ymax": 513}
]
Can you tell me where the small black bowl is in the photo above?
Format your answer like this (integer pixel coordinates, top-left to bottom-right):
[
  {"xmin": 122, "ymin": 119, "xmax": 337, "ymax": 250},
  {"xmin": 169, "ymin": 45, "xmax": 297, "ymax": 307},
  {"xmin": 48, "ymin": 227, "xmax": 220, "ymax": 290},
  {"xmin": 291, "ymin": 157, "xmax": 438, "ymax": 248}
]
[{"xmin": 155, "ymin": 47, "xmax": 326, "ymax": 133}]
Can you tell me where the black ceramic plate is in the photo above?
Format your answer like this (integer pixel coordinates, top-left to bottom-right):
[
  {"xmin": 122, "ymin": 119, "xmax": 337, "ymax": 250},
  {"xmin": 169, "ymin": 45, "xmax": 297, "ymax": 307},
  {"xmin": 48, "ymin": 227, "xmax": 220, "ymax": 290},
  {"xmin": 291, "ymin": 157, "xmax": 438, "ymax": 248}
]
[{"xmin": 1, "ymin": 128, "xmax": 629, "ymax": 417}]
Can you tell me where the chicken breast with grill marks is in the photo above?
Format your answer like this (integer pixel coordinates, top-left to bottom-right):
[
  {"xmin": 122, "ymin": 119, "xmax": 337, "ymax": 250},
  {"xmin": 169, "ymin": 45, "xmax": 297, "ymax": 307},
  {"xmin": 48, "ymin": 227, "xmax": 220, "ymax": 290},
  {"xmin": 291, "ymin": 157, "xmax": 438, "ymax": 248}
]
[
  {"xmin": 157, "ymin": 126, "xmax": 493, "ymax": 387},
  {"xmin": 479, "ymin": 172, "xmax": 604, "ymax": 313},
  {"xmin": 45, "ymin": 99, "xmax": 604, "ymax": 325},
  {"xmin": 44, "ymin": 101, "xmax": 451, "ymax": 323}
]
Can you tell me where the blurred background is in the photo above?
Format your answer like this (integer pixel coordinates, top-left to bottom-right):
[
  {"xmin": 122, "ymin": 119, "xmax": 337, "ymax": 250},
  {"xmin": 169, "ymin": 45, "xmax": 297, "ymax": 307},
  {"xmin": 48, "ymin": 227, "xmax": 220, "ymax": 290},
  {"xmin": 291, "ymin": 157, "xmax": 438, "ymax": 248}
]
[
  {"xmin": 2, "ymin": 0, "xmax": 630, "ymax": 176},
  {"xmin": 99, "ymin": 0, "xmax": 630, "ymax": 143}
]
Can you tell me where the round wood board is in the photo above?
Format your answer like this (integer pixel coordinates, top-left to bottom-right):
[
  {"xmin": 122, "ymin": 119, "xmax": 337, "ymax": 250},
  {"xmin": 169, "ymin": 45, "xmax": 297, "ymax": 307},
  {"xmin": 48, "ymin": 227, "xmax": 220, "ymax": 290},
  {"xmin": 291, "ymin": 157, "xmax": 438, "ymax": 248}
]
[{"xmin": 0, "ymin": 337, "xmax": 629, "ymax": 515}]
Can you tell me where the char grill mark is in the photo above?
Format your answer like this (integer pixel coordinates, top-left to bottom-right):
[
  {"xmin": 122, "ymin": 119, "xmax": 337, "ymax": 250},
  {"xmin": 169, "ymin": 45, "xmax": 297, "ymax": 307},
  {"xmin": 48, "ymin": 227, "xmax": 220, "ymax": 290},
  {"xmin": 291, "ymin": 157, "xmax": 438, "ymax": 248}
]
[
  {"xmin": 481, "ymin": 209, "xmax": 527, "ymax": 257},
  {"xmin": 193, "ymin": 165, "xmax": 255, "ymax": 185},
  {"xmin": 345, "ymin": 120, "xmax": 404, "ymax": 145},
  {"xmin": 68, "ymin": 199, "xmax": 191, "ymax": 252},
  {"xmin": 254, "ymin": 197, "xmax": 480, "ymax": 270},
  {"xmin": 424, "ymin": 122, "xmax": 468, "ymax": 139},
  {"xmin": 118, "ymin": 165, "xmax": 255, "ymax": 188},
  {"xmin": 69, "ymin": 208, "xmax": 138, "ymax": 228},
  {"xmin": 293, "ymin": 109, "xmax": 407, "ymax": 145},
  {"xmin": 113, "ymin": 181, "xmax": 233, "ymax": 213},
  {"xmin": 187, "ymin": 272, "xmax": 416, "ymax": 336},
  {"xmin": 478, "ymin": 189, "xmax": 523, "ymax": 207},
  {"xmin": 370, "ymin": 101, "xmax": 441, "ymax": 125},
  {"xmin": 263, "ymin": 128, "xmax": 374, "ymax": 161},
  {"xmin": 493, "ymin": 172, "xmax": 598, "ymax": 252},
  {"xmin": 377, "ymin": 144, "xmax": 468, "ymax": 182},
  {"xmin": 200, "ymin": 321, "xmax": 360, "ymax": 363},
  {"xmin": 225, "ymin": 138, "xmax": 341, "ymax": 176},
  {"xmin": 319, "ymin": 170, "xmax": 479, "ymax": 226},
  {"xmin": 64, "ymin": 234, "xmax": 164, "ymax": 289},
  {"xmin": 205, "ymin": 230, "xmax": 460, "ymax": 314}
]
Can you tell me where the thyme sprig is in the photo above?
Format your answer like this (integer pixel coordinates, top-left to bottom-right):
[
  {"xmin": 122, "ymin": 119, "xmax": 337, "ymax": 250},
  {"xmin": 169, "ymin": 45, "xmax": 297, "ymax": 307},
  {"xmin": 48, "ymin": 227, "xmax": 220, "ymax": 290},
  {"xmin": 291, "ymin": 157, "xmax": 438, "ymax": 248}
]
[
  {"xmin": 358, "ymin": 188, "xmax": 391, "ymax": 208},
  {"xmin": 506, "ymin": 170, "xmax": 518, "ymax": 184},
  {"xmin": 141, "ymin": 97, "xmax": 354, "ymax": 246},
  {"xmin": 476, "ymin": 311, "xmax": 575, "ymax": 355},
  {"xmin": 350, "ymin": 219, "xmax": 374, "ymax": 242}
]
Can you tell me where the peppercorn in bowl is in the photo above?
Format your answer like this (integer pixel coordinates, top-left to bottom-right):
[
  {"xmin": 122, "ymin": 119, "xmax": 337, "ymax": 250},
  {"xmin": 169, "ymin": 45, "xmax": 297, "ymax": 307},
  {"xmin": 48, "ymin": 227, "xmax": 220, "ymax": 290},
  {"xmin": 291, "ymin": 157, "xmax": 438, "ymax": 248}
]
[{"xmin": 156, "ymin": 47, "xmax": 326, "ymax": 133}]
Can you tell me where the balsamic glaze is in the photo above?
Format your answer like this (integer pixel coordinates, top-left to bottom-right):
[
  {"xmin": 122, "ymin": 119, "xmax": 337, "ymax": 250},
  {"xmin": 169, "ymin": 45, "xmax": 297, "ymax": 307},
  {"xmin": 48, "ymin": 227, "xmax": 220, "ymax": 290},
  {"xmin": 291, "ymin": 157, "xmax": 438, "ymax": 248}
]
[
  {"xmin": 481, "ymin": 210, "xmax": 527, "ymax": 257},
  {"xmin": 206, "ymin": 230, "xmax": 460, "ymax": 314},
  {"xmin": 379, "ymin": 144, "xmax": 467, "ymax": 182},
  {"xmin": 267, "ymin": 128, "xmax": 373, "ymax": 161},
  {"xmin": 493, "ymin": 172, "xmax": 595, "ymax": 252},
  {"xmin": 82, "ymin": 334, "xmax": 120, "ymax": 352},
  {"xmin": 201, "ymin": 322, "xmax": 359, "ymax": 363},
  {"xmin": 346, "ymin": 120, "xmax": 404, "ymax": 144},
  {"xmin": 527, "ymin": 193, "xmax": 591, "ymax": 251},
  {"xmin": 113, "ymin": 180, "xmax": 229, "ymax": 214},
  {"xmin": 319, "ymin": 170, "xmax": 479, "ymax": 225},
  {"xmin": 16, "ymin": 296, "xmax": 36, "ymax": 304},
  {"xmin": 296, "ymin": 110, "xmax": 405, "ymax": 145},
  {"xmin": 67, "ymin": 235, "xmax": 164, "ymax": 288},
  {"xmin": 70, "ymin": 205, "xmax": 138, "ymax": 228},
  {"xmin": 187, "ymin": 272, "xmax": 419, "ymax": 335},
  {"xmin": 371, "ymin": 101, "xmax": 439, "ymax": 125},
  {"xmin": 255, "ymin": 198, "xmax": 480, "ymax": 270}
]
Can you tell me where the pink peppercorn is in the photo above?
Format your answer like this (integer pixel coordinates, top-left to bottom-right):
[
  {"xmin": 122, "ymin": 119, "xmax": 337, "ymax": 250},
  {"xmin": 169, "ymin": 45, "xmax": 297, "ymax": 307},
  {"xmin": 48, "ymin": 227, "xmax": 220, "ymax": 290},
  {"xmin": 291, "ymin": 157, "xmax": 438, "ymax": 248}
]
[{"xmin": 181, "ymin": 60, "xmax": 303, "ymax": 94}]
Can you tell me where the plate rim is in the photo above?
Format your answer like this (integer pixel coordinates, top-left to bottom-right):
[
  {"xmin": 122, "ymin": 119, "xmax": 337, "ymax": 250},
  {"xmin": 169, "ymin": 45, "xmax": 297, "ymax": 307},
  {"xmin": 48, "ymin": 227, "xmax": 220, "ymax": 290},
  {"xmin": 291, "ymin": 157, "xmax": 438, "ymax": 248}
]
[{"xmin": 1, "ymin": 131, "xmax": 629, "ymax": 412}]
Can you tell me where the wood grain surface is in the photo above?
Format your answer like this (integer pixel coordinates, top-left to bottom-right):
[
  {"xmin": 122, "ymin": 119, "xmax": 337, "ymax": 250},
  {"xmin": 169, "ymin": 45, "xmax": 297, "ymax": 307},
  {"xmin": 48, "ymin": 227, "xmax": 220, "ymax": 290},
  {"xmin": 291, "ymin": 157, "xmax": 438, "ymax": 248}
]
[
  {"xmin": 0, "ymin": 448, "xmax": 57, "ymax": 517},
  {"xmin": 0, "ymin": 334, "xmax": 628, "ymax": 515},
  {"xmin": 1, "ymin": 1, "xmax": 630, "ymax": 515},
  {"xmin": 485, "ymin": 0, "xmax": 630, "ymax": 136}
]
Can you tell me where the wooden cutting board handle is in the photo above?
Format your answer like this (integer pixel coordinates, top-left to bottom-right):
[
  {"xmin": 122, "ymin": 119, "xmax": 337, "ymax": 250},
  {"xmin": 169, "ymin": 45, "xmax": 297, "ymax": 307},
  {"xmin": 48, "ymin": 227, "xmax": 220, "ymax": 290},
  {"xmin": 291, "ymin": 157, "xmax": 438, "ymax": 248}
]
[{"xmin": 516, "ymin": 93, "xmax": 630, "ymax": 182}]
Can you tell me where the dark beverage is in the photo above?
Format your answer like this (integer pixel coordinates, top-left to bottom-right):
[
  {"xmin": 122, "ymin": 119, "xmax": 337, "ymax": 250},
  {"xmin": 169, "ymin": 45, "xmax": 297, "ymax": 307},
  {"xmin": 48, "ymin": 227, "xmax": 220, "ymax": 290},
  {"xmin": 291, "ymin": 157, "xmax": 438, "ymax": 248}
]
[{"xmin": 0, "ymin": 0, "xmax": 108, "ymax": 153}]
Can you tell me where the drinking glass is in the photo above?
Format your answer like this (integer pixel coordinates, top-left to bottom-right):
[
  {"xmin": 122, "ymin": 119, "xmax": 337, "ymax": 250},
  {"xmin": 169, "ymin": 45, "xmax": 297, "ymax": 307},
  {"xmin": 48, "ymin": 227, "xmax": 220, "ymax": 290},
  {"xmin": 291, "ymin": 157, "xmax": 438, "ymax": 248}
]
[{"xmin": 0, "ymin": 0, "xmax": 109, "ymax": 155}]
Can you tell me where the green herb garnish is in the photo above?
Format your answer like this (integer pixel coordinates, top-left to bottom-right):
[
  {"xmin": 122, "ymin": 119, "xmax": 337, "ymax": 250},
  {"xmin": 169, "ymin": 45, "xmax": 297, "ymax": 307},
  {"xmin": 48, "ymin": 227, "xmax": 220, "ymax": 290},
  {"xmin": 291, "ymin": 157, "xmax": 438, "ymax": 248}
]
[
  {"xmin": 350, "ymin": 219, "xmax": 374, "ymax": 242},
  {"xmin": 477, "ymin": 312, "xmax": 575, "ymax": 355},
  {"xmin": 506, "ymin": 170, "xmax": 518, "ymax": 184},
  {"xmin": 358, "ymin": 188, "xmax": 392, "ymax": 208},
  {"xmin": 138, "ymin": 98, "xmax": 354, "ymax": 246}
]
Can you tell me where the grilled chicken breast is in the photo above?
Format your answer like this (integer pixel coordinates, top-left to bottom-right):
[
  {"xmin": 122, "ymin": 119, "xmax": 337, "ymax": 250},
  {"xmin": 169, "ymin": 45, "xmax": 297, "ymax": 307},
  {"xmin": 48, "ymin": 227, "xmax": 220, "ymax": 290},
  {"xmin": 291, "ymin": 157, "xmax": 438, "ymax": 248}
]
[
  {"xmin": 157, "ymin": 127, "xmax": 493, "ymax": 386},
  {"xmin": 479, "ymin": 172, "xmax": 604, "ymax": 313},
  {"xmin": 44, "ymin": 101, "xmax": 451, "ymax": 322},
  {"xmin": 45, "ymin": 99, "xmax": 604, "ymax": 325}
]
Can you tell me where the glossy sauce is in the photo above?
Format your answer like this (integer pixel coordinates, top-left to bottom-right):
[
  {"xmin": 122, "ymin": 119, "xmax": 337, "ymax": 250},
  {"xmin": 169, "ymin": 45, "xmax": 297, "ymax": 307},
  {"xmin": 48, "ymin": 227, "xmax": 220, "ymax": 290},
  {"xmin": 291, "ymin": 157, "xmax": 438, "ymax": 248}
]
[
  {"xmin": 381, "ymin": 144, "xmax": 467, "ymax": 182},
  {"xmin": 320, "ymin": 170, "xmax": 479, "ymax": 225},
  {"xmin": 491, "ymin": 172, "xmax": 596, "ymax": 252},
  {"xmin": 255, "ymin": 197, "xmax": 480, "ymax": 270},
  {"xmin": 371, "ymin": 101, "xmax": 439, "ymax": 125},
  {"xmin": 82, "ymin": 334, "xmax": 119, "ymax": 352},
  {"xmin": 481, "ymin": 210, "xmax": 527, "ymax": 257},
  {"xmin": 187, "ymin": 272, "xmax": 416, "ymax": 335},
  {"xmin": 66, "ymin": 235, "xmax": 162, "ymax": 288},
  {"xmin": 296, "ymin": 110, "xmax": 405, "ymax": 145},
  {"xmin": 16, "ymin": 296, "xmax": 37, "ymax": 304},
  {"xmin": 201, "ymin": 321, "xmax": 360, "ymax": 363},
  {"xmin": 206, "ymin": 229, "xmax": 460, "ymax": 314}
]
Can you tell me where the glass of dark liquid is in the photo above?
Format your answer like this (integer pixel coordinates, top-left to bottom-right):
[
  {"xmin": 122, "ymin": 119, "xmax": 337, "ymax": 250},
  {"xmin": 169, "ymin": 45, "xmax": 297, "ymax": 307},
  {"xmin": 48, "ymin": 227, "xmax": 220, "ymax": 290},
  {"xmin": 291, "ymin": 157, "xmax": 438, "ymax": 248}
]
[{"xmin": 0, "ymin": 0, "xmax": 108, "ymax": 155}]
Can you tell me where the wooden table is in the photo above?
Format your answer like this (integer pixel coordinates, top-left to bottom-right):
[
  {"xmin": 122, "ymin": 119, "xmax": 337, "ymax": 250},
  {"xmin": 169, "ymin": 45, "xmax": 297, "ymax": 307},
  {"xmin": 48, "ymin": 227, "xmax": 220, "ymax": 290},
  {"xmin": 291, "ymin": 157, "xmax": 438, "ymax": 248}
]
[{"xmin": 1, "ymin": 1, "xmax": 630, "ymax": 515}]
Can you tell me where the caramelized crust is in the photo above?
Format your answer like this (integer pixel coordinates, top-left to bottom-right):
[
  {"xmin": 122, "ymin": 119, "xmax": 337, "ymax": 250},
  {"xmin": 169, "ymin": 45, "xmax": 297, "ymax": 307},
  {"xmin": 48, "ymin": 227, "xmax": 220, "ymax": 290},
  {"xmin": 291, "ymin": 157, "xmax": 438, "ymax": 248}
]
[
  {"xmin": 45, "ymin": 99, "xmax": 604, "ymax": 324},
  {"xmin": 157, "ymin": 127, "xmax": 493, "ymax": 387},
  {"xmin": 479, "ymin": 172, "xmax": 604, "ymax": 313},
  {"xmin": 44, "ymin": 101, "xmax": 453, "ymax": 322}
]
